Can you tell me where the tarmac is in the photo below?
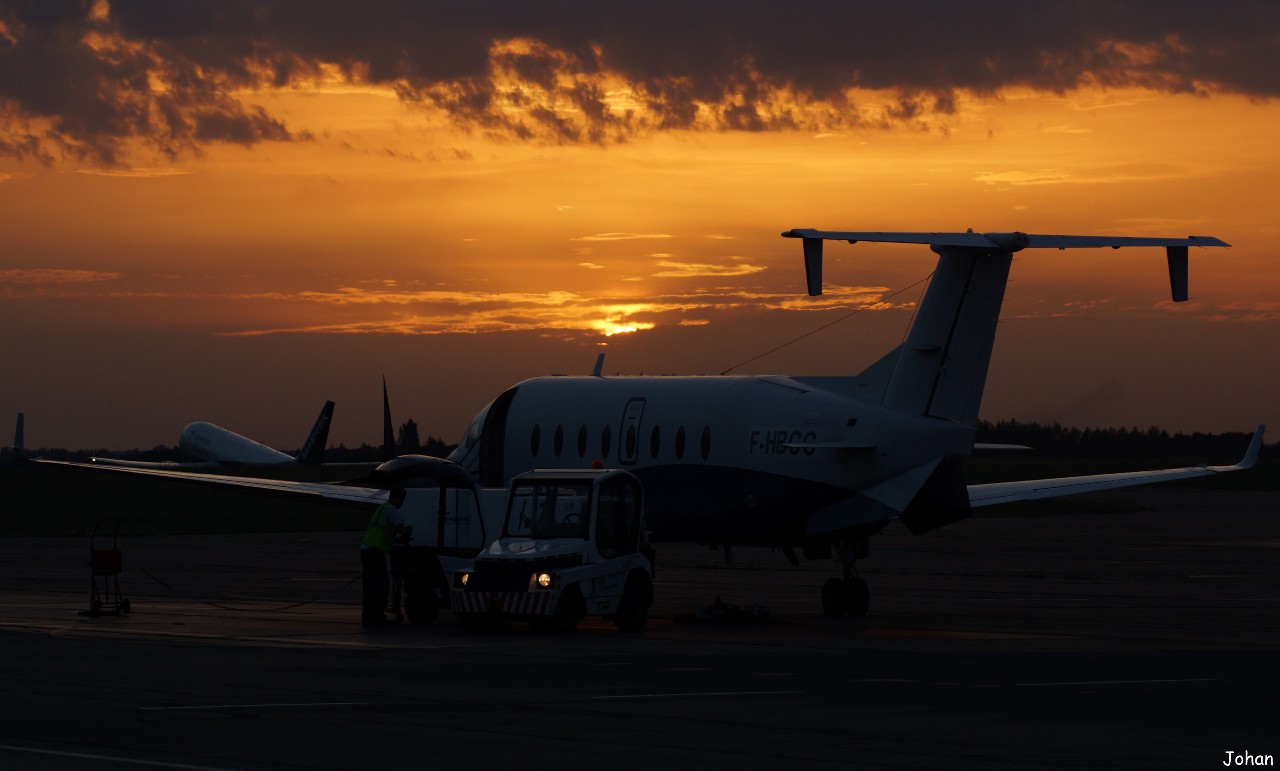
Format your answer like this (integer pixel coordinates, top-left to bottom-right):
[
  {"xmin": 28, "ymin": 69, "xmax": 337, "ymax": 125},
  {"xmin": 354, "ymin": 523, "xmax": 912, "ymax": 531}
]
[{"xmin": 0, "ymin": 488, "xmax": 1277, "ymax": 770}]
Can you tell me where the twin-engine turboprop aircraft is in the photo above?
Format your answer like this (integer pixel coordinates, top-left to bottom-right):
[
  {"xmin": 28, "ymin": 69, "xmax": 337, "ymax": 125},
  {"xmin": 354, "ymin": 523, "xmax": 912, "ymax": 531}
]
[
  {"xmin": 37, "ymin": 228, "xmax": 1260, "ymax": 617},
  {"xmin": 443, "ymin": 229, "xmax": 1258, "ymax": 615}
]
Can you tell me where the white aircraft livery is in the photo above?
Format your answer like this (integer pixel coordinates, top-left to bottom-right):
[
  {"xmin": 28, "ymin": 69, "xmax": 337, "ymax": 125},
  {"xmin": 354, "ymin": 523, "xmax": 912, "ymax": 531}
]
[
  {"xmin": 443, "ymin": 229, "xmax": 1257, "ymax": 615},
  {"xmin": 39, "ymin": 228, "xmax": 1261, "ymax": 617}
]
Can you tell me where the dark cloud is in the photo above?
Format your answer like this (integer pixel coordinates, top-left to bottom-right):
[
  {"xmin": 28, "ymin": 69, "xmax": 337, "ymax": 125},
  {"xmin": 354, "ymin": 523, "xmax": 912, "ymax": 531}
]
[{"xmin": 1, "ymin": 0, "xmax": 1276, "ymax": 164}]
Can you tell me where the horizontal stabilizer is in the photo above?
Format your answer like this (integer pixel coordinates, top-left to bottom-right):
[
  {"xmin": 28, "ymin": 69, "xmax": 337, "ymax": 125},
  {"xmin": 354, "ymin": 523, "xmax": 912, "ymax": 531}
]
[
  {"xmin": 782, "ymin": 228, "xmax": 1231, "ymax": 320},
  {"xmin": 782, "ymin": 229, "xmax": 1230, "ymax": 251}
]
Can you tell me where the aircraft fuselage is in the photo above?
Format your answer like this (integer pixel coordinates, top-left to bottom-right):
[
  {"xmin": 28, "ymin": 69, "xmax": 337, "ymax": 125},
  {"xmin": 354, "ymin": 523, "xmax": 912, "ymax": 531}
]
[{"xmin": 449, "ymin": 375, "xmax": 975, "ymax": 545}]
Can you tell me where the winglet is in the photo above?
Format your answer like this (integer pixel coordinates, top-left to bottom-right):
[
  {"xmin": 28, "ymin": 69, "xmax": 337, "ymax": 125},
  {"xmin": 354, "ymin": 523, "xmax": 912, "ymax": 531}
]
[
  {"xmin": 1167, "ymin": 246, "xmax": 1189, "ymax": 302},
  {"xmin": 1217, "ymin": 424, "xmax": 1265, "ymax": 471},
  {"xmin": 13, "ymin": 412, "xmax": 23, "ymax": 455},
  {"xmin": 802, "ymin": 237, "xmax": 824, "ymax": 296}
]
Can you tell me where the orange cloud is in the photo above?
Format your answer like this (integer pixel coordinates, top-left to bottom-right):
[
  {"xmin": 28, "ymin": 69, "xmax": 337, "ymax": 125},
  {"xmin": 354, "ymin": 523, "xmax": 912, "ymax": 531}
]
[
  {"xmin": 210, "ymin": 282, "xmax": 904, "ymax": 338},
  {"xmin": 571, "ymin": 233, "xmax": 674, "ymax": 242},
  {"xmin": 651, "ymin": 260, "xmax": 766, "ymax": 278},
  {"xmin": 0, "ymin": 268, "xmax": 122, "ymax": 284}
]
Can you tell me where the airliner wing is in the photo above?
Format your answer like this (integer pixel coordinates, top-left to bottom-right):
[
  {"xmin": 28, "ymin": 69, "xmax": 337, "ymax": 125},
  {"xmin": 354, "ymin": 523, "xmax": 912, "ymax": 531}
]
[
  {"xmin": 33, "ymin": 459, "xmax": 387, "ymax": 506},
  {"xmin": 86, "ymin": 457, "xmax": 224, "ymax": 471},
  {"xmin": 967, "ymin": 425, "xmax": 1264, "ymax": 508}
]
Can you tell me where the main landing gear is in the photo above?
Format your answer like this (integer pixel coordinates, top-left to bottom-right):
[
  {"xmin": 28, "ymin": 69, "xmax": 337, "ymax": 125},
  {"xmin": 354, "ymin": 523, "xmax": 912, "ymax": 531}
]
[{"xmin": 820, "ymin": 541, "xmax": 870, "ymax": 618}]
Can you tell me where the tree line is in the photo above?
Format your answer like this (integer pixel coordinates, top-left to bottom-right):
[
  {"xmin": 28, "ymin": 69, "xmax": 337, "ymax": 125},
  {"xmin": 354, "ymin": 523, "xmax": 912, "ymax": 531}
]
[
  {"xmin": 5, "ymin": 418, "xmax": 1267, "ymax": 463},
  {"xmin": 975, "ymin": 419, "xmax": 1268, "ymax": 458},
  {"xmin": 2, "ymin": 418, "xmax": 456, "ymax": 464}
]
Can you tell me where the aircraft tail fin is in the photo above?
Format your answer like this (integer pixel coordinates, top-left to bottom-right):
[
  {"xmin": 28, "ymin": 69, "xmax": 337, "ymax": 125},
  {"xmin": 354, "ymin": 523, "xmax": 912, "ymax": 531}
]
[
  {"xmin": 295, "ymin": 401, "xmax": 334, "ymax": 465},
  {"xmin": 382, "ymin": 377, "xmax": 396, "ymax": 461},
  {"xmin": 883, "ymin": 247, "xmax": 1011, "ymax": 424},
  {"xmin": 783, "ymin": 230, "xmax": 1231, "ymax": 426}
]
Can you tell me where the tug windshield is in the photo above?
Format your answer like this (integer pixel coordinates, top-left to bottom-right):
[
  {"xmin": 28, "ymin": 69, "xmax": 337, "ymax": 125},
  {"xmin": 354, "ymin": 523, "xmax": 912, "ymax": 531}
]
[{"xmin": 505, "ymin": 482, "xmax": 591, "ymax": 540}]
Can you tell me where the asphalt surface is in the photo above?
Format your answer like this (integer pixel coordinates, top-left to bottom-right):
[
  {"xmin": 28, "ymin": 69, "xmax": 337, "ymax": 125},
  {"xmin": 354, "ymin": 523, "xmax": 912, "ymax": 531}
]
[{"xmin": 1, "ymin": 488, "xmax": 1277, "ymax": 770}]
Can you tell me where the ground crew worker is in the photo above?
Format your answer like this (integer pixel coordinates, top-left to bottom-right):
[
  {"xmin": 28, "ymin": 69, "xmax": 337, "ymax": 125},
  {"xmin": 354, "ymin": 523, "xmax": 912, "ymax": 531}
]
[{"xmin": 361, "ymin": 487, "xmax": 410, "ymax": 627}]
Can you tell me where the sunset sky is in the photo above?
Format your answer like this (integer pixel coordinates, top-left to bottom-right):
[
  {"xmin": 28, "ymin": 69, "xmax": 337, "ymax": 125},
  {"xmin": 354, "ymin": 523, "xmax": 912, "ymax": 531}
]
[{"xmin": 2, "ymin": 1, "xmax": 1278, "ymax": 452}]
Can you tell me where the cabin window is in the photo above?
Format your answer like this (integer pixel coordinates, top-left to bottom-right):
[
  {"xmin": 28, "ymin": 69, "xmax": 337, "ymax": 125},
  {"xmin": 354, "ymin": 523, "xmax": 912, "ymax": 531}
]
[
  {"xmin": 700, "ymin": 426, "xmax": 712, "ymax": 460},
  {"xmin": 649, "ymin": 425, "xmax": 661, "ymax": 459},
  {"xmin": 553, "ymin": 424, "xmax": 564, "ymax": 457},
  {"xmin": 530, "ymin": 424, "xmax": 541, "ymax": 456},
  {"xmin": 625, "ymin": 425, "xmax": 637, "ymax": 459},
  {"xmin": 601, "ymin": 424, "xmax": 612, "ymax": 457},
  {"xmin": 577, "ymin": 424, "xmax": 588, "ymax": 458},
  {"xmin": 675, "ymin": 426, "xmax": 686, "ymax": 460}
]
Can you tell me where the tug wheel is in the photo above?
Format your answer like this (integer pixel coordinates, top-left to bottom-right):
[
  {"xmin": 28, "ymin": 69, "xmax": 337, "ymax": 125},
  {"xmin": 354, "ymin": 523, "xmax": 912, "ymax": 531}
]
[
  {"xmin": 821, "ymin": 577, "xmax": 849, "ymax": 617},
  {"xmin": 846, "ymin": 577, "xmax": 870, "ymax": 618},
  {"xmin": 614, "ymin": 572, "xmax": 651, "ymax": 632}
]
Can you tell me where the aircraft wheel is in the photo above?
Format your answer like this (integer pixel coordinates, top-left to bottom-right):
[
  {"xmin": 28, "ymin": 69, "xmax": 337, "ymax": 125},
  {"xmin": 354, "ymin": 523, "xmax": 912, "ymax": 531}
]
[
  {"xmin": 846, "ymin": 577, "xmax": 870, "ymax": 618},
  {"xmin": 120, "ymin": 599, "xmax": 131, "ymax": 615},
  {"xmin": 821, "ymin": 577, "xmax": 849, "ymax": 617}
]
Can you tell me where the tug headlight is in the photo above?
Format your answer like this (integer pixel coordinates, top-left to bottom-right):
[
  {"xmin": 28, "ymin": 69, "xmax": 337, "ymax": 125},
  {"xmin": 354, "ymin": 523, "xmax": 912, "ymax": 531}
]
[{"xmin": 535, "ymin": 572, "xmax": 554, "ymax": 589}]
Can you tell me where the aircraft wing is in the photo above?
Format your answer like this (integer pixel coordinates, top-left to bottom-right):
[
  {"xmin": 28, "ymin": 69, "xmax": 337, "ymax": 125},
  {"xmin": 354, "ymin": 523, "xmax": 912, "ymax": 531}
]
[
  {"xmin": 967, "ymin": 425, "xmax": 1264, "ymax": 508},
  {"xmin": 86, "ymin": 457, "xmax": 224, "ymax": 471},
  {"xmin": 32, "ymin": 459, "xmax": 387, "ymax": 507}
]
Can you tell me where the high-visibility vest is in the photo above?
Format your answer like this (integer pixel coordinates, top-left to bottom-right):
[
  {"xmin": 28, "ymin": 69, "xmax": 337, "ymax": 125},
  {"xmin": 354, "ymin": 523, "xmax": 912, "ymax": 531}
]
[{"xmin": 362, "ymin": 503, "xmax": 395, "ymax": 552}]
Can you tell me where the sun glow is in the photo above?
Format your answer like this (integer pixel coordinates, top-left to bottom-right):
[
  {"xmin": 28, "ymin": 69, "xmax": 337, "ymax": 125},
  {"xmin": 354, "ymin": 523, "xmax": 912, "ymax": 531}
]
[{"xmin": 598, "ymin": 322, "xmax": 654, "ymax": 337}]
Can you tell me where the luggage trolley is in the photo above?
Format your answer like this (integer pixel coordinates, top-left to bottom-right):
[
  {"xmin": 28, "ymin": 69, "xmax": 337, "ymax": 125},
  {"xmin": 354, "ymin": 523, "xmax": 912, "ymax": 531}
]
[{"xmin": 87, "ymin": 524, "xmax": 130, "ymax": 616}]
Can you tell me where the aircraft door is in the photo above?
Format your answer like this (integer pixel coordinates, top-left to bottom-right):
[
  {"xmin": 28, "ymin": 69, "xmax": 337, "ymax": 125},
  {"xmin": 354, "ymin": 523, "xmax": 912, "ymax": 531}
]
[
  {"xmin": 477, "ymin": 387, "xmax": 518, "ymax": 486},
  {"xmin": 618, "ymin": 398, "xmax": 646, "ymax": 465}
]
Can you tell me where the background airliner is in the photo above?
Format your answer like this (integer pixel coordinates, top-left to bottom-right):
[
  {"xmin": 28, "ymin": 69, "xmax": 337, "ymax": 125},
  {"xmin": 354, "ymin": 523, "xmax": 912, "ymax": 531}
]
[
  {"xmin": 88, "ymin": 401, "xmax": 335, "ymax": 470},
  {"xmin": 36, "ymin": 228, "xmax": 1261, "ymax": 617}
]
